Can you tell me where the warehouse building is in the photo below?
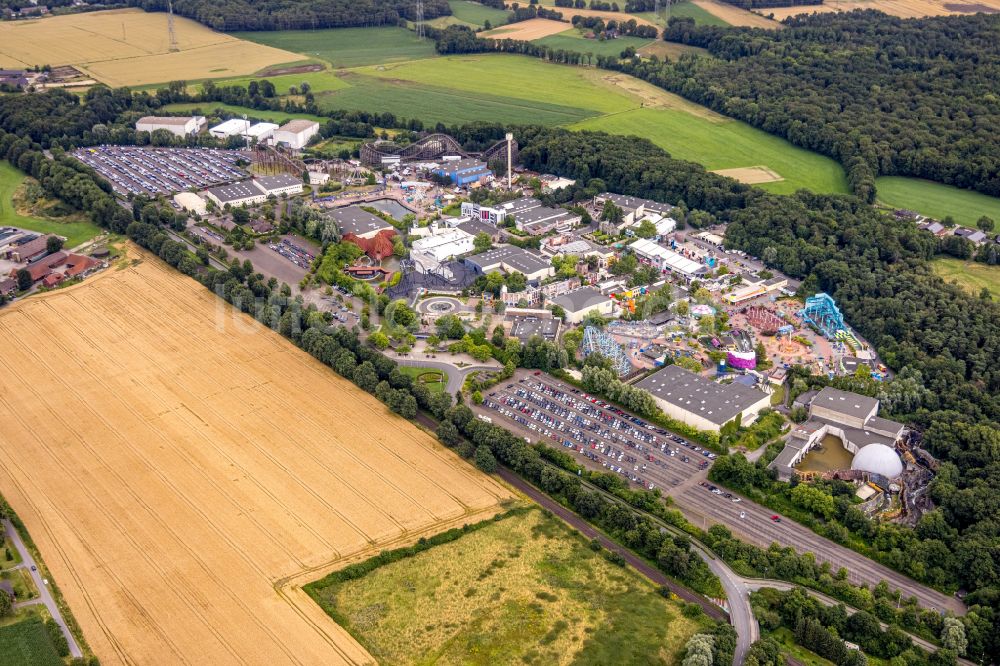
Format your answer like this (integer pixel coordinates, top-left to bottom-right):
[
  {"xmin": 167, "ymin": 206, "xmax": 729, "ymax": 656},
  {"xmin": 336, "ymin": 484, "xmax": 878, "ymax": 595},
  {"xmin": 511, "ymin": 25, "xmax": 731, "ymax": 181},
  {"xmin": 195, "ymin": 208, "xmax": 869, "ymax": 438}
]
[
  {"xmin": 636, "ymin": 365, "xmax": 771, "ymax": 432},
  {"xmin": 272, "ymin": 120, "xmax": 320, "ymax": 150},
  {"xmin": 548, "ymin": 286, "xmax": 617, "ymax": 324},
  {"xmin": 411, "ymin": 228, "xmax": 474, "ymax": 266},
  {"xmin": 209, "ymin": 118, "xmax": 251, "ymax": 139},
  {"xmin": 434, "ymin": 158, "xmax": 492, "ymax": 187},
  {"xmin": 173, "ymin": 192, "xmax": 208, "ymax": 216},
  {"xmin": 465, "ymin": 245, "xmax": 553, "ymax": 283},
  {"xmin": 136, "ymin": 116, "xmax": 205, "ymax": 137},
  {"xmin": 247, "ymin": 122, "xmax": 279, "ymax": 144},
  {"xmin": 205, "ymin": 181, "xmax": 268, "ymax": 208},
  {"xmin": 254, "ymin": 173, "xmax": 304, "ymax": 197}
]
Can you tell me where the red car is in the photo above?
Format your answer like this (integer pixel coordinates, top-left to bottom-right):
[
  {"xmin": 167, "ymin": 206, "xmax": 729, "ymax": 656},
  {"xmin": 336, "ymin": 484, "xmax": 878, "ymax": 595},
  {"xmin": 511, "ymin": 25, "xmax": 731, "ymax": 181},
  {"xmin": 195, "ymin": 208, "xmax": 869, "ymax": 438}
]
[{"xmin": 770, "ymin": 515, "xmax": 782, "ymax": 523}]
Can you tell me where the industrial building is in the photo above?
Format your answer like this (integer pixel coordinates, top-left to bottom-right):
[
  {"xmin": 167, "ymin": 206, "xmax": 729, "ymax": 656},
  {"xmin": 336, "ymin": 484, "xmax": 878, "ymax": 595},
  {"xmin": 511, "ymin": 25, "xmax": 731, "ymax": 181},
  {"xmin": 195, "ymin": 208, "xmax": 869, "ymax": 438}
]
[
  {"xmin": 636, "ymin": 365, "xmax": 771, "ymax": 432},
  {"xmin": 434, "ymin": 158, "xmax": 492, "ymax": 186},
  {"xmin": 629, "ymin": 238, "xmax": 708, "ymax": 281},
  {"xmin": 254, "ymin": 173, "xmax": 304, "ymax": 197},
  {"xmin": 173, "ymin": 192, "xmax": 208, "ymax": 216},
  {"xmin": 204, "ymin": 174, "xmax": 303, "ymax": 207},
  {"xmin": 724, "ymin": 275, "xmax": 788, "ymax": 305},
  {"xmin": 329, "ymin": 206, "xmax": 394, "ymax": 239},
  {"xmin": 411, "ymin": 229, "xmax": 475, "ymax": 266},
  {"xmin": 464, "ymin": 246, "xmax": 553, "ymax": 282},
  {"xmin": 209, "ymin": 118, "xmax": 251, "ymax": 139},
  {"xmin": 627, "ymin": 214, "xmax": 676, "ymax": 239},
  {"xmin": 549, "ymin": 286, "xmax": 616, "ymax": 324},
  {"xmin": 135, "ymin": 116, "xmax": 205, "ymax": 137},
  {"xmin": 769, "ymin": 387, "xmax": 904, "ymax": 481},
  {"xmin": 509, "ymin": 316, "xmax": 560, "ymax": 342},
  {"xmin": 247, "ymin": 122, "xmax": 279, "ymax": 144},
  {"xmin": 272, "ymin": 120, "xmax": 320, "ymax": 150}
]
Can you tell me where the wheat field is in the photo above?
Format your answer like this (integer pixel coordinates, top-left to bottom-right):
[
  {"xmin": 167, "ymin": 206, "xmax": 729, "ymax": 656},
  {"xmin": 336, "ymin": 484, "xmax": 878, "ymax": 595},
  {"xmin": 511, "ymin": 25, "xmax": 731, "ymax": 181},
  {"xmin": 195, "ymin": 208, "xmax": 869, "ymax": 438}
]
[{"xmin": 0, "ymin": 249, "xmax": 512, "ymax": 665}]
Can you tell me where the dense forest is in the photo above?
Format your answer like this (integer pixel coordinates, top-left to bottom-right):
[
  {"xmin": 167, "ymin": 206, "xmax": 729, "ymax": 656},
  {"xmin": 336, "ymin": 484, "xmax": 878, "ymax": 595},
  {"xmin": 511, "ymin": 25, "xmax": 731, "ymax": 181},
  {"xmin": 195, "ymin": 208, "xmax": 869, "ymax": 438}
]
[
  {"xmin": 123, "ymin": 0, "xmax": 449, "ymax": 31},
  {"xmin": 656, "ymin": 12, "xmax": 1000, "ymax": 200}
]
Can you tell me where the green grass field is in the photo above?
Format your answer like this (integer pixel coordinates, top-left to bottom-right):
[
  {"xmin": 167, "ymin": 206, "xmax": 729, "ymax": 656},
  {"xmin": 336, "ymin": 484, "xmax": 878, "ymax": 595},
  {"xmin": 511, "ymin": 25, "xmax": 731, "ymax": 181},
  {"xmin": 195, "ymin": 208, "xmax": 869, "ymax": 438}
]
[
  {"xmin": 0, "ymin": 162, "xmax": 102, "ymax": 248},
  {"xmin": 397, "ymin": 366, "xmax": 448, "ymax": 393},
  {"xmin": 932, "ymin": 258, "xmax": 1000, "ymax": 299},
  {"xmin": 0, "ymin": 617, "xmax": 64, "ymax": 666},
  {"xmin": 876, "ymin": 176, "xmax": 1000, "ymax": 228},
  {"xmin": 570, "ymin": 107, "xmax": 849, "ymax": 194},
  {"xmin": 231, "ymin": 27, "xmax": 438, "ymax": 69},
  {"xmin": 447, "ymin": 0, "xmax": 510, "ymax": 27},
  {"xmin": 316, "ymin": 72, "xmax": 597, "ymax": 126},
  {"xmin": 359, "ymin": 55, "xmax": 635, "ymax": 113},
  {"xmin": 306, "ymin": 507, "xmax": 706, "ymax": 665},
  {"xmin": 161, "ymin": 102, "xmax": 328, "ymax": 124},
  {"xmin": 534, "ymin": 29, "xmax": 656, "ymax": 58}
]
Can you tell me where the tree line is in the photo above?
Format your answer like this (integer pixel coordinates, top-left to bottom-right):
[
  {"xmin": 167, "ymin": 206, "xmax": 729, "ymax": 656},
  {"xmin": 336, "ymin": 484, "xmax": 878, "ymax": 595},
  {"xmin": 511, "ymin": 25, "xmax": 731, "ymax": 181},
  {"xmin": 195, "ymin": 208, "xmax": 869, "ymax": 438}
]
[{"xmin": 123, "ymin": 0, "xmax": 449, "ymax": 31}]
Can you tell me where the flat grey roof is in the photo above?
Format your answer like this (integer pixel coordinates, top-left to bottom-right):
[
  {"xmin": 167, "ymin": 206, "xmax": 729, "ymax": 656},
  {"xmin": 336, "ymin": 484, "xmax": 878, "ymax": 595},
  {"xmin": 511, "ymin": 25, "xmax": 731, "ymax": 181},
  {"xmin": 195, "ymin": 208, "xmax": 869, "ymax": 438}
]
[
  {"xmin": 599, "ymin": 192, "xmax": 674, "ymax": 214},
  {"xmin": 509, "ymin": 316, "xmax": 560, "ymax": 341},
  {"xmin": 515, "ymin": 205, "xmax": 572, "ymax": 226},
  {"xmin": 440, "ymin": 158, "xmax": 488, "ymax": 171},
  {"xmin": 255, "ymin": 173, "xmax": 301, "ymax": 191},
  {"xmin": 329, "ymin": 206, "xmax": 393, "ymax": 236},
  {"xmin": 549, "ymin": 286, "xmax": 609, "ymax": 313},
  {"xmin": 456, "ymin": 218, "xmax": 497, "ymax": 237},
  {"xmin": 467, "ymin": 245, "xmax": 549, "ymax": 275},
  {"xmin": 812, "ymin": 387, "xmax": 879, "ymax": 421},
  {"xmin": 636, "ymin": 364, "xmax": 766, "ymax": 427},
  {"xmin": 207, "ymin": 180, "xmax": 262, "ymax": 204}
]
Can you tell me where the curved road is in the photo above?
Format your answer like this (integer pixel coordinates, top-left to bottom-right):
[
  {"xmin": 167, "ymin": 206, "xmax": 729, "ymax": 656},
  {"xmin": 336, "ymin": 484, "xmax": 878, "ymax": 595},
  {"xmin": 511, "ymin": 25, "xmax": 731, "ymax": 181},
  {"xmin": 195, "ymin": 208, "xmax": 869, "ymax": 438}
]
[{"xmin": 393, "ymin": 355, "xmax": 501, "ymax": 395}]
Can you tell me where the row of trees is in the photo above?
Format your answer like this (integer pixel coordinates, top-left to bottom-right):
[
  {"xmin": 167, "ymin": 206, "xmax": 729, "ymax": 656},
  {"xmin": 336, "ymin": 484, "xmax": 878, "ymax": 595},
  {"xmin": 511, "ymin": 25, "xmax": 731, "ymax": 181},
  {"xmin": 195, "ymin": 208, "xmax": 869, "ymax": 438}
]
[{"xmin": 124, "ymin": 0, "xmax": 449, "ymax": 31}]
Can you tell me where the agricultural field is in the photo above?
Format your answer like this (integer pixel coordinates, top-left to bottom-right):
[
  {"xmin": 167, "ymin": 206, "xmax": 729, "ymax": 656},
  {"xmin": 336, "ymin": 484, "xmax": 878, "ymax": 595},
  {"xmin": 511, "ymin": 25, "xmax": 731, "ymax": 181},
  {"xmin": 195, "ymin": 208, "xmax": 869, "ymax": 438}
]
[
  {"xmin": 306, "ymin": 507, "xmax": 708, "ymax": 665},
  {"xmin": 161, "ymin": 102, "xmax": 329, "ymax": 124},
  {"xmin": 315, "ymin": 69, "xmax": 600, "ymax": 127},
  {"xmin": 932, "ymin": 258, "xmax": 1000, "ymax": 299},
  {"xmin": 0, "ymin": 9, "xmax": 301, "ymax": 87},
  {"xmin": 231, "ymin": 26, "xmax": 438, "ymax": 69},
  {"xmin": 0, "ymin": 162, "xmax": 102, "ymax": 248},
  {"xmin": 570, "ymin": 107, "xmax": 848, "ymax": 194},
  {"xmin": 876, "ymin": 176, "xmax": 1000, "ymax": 228},
  {"xmin": 446, "ymin": 0, "xmax": 512, "ymax": 27},
  {"xmin": 636, "ymin": 1, "xmax": 732, "ymax": 26},
  {"xmin": 533, "ymin": 29, "xmax": 657, "ymax": 58},
  {"xmin": 0, "ymin": 617, "xmax": 64, "ymax": 666},
  {"xmin": 0, "ymin": 250, "xmax": 513, "ymax": 665},
  {"xmin": 637, "ymin": 40, "xmax": 711, "ymax": 60},
  {"xmin": 761, "ymin": 0, "xmax": 1000, "ymax": 19},
  {"xmin": 482, "ymin": 17, "xmax": 570, "ymax": 40},
  {"xmin": 690, "ymin": 0, "xmax": 782, "ymax": 27}
]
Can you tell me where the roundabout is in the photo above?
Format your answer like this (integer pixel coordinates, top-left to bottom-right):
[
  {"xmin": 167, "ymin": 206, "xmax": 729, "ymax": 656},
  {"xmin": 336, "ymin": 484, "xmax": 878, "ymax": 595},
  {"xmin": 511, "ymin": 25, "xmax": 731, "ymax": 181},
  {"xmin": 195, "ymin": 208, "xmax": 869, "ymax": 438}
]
[{"xmin": 417, "ymin": 296, "xmax": 463, "ymax": 316}]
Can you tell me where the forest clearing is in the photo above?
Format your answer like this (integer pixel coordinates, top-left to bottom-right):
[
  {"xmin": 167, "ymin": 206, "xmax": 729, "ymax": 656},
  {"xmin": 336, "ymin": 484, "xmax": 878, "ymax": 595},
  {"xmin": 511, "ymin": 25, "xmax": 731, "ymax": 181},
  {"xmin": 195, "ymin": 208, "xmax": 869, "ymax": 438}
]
[{"xmin": 0, "ymin": 250, "xmax": 513, "ymax": 665}]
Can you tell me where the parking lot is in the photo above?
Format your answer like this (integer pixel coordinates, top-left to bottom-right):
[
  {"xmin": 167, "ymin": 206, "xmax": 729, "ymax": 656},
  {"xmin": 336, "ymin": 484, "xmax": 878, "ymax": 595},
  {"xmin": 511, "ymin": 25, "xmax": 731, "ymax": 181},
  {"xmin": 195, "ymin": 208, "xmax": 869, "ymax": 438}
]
[
  {"xmin": 269, "ymin": 238, "xmax": 315, "ymax": 270},
  {"xmin": 72, "ymin": 146, "xmax": 246, "ymax": 197},
  {"xmin": 475, "ymin": 372, "xmax": 727, "ymax": 494}
]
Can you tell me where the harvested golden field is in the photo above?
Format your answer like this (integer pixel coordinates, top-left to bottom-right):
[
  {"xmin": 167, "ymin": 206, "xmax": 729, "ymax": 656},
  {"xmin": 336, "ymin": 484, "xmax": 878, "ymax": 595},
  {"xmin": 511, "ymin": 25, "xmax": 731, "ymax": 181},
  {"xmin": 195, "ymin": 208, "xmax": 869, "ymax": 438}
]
[
  {"xmin": 0, "ymin": 9, "xmax": 300, "ymax": 86},
  {"xmin": 598, "ymin": 72, "xmax": 727, "ymax": 121},
  {"xmin": 712, "ymin": 165, "xmax": 784, "ymax": 183},
  {"xmin": 691, "ymin": 0, "xmax": 783, "ymax": 26},
  {"xmin": 0, "ymin": 250, "xmax": 513, "ymax": 666},
  {"xmin": 762, "ymin": 0, "xmax": 1000, "ymax": 18},
  {"xmin": 482, "ymin": 17, "xmax": 569, "ymax": 40}
]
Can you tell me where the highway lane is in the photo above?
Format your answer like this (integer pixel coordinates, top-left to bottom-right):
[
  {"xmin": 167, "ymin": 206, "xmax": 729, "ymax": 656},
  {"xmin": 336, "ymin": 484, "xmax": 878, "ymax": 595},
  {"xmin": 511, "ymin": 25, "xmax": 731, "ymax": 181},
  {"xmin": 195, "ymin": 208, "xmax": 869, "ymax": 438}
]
[
  {"xmin": 476, "ymin": 371, "xmax": 965, "ymax": 618},
  {"xmin": 673, "ymin": 485, "xmax": 964, "ymax": 615}
]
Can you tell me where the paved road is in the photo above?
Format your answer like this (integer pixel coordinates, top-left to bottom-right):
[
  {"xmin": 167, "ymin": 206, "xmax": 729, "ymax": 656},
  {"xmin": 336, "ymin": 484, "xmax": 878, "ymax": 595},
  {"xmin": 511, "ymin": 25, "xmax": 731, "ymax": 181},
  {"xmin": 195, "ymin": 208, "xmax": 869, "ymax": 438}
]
[
  {"xmin": 3, "ymin": 519, "xmax": 82, "ymax": 658},
  {"xmin": 393, "ymin": 355, "xmax": 501, "ymax": 395},
  {"xmin": 477, "ymin": 371, "xmax": 964, "ymax": 618}
]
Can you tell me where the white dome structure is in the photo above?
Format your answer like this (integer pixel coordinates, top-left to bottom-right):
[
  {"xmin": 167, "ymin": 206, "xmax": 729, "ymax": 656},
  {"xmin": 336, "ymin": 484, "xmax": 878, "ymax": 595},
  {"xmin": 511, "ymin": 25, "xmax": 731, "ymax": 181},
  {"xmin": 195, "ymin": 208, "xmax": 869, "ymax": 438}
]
[{"xmin": 851, "ymin": 443, "xmax": 903, "ymax": 479}]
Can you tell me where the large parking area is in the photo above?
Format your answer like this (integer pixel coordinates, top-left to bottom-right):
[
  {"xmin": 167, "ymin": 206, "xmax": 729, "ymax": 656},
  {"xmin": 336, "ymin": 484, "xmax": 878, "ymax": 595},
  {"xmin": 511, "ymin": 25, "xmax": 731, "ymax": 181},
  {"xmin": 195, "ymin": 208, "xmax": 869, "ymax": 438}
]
[
  {"xmin": 476, "ymin": 372, "xmax": 721, "ymax": 493},
  {"xmin": 72, "ymin": 146, "xmax": 246, "ymax": 197}
]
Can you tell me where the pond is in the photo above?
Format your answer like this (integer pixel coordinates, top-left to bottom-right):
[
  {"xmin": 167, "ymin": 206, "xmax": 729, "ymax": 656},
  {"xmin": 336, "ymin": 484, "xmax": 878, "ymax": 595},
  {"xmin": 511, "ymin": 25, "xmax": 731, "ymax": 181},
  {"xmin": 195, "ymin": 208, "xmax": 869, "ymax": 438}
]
[
  {"xmin": 796, "ymin": 433, "xmax": 854, "ymax": 473},
  {"xmin": 365, "ymin": 198, "xmax": 411, "ymax": 221}
]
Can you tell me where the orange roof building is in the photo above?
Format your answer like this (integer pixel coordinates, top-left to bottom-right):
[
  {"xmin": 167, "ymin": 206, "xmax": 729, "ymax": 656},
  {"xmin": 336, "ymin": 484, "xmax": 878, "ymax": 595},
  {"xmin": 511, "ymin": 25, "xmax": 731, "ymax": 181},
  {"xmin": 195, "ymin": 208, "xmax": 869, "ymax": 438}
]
[{"xmin": 343, "ymin": 229, "xmax": 397, "ymax": 262}]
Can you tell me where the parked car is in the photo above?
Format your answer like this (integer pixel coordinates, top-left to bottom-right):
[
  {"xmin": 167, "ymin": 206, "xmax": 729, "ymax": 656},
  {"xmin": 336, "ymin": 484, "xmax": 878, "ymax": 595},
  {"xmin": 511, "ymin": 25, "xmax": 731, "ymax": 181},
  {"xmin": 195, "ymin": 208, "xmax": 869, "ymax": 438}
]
[{"xmin": 770, "ymin": 515, "xmax": 781, "ymax": 523}]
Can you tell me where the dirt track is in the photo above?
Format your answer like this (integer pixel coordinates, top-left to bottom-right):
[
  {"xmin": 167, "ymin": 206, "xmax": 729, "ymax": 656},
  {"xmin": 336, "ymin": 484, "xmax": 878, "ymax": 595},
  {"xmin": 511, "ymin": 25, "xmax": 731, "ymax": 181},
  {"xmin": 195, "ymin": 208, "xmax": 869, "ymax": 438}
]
[{"xmin": 0, "ymin": 249, "xmax": 512, "ymax": 665}]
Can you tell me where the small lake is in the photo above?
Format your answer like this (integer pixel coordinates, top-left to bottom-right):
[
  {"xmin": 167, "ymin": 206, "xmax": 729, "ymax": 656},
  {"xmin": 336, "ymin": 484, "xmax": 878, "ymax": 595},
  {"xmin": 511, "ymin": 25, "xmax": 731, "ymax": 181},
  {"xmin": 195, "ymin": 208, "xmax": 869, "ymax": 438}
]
[
  {"xmin": 365, "ymin": 199, "xmax": 411, "ymax": 221},
  {"xmin": 797, "ymin": 433, "xmax": 853, "ymax": 473}
]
